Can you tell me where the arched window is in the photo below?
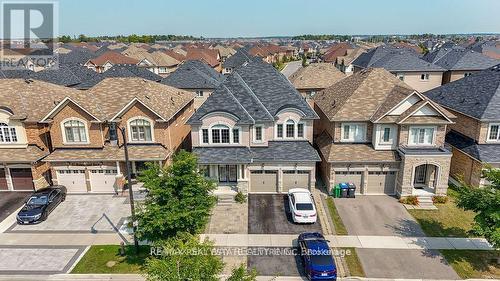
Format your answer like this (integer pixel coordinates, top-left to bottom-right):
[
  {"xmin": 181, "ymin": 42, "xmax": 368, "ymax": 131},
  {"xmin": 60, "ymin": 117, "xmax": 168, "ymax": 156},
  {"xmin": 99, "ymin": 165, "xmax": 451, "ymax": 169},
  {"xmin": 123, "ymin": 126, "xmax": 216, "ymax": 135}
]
[
  {"xmin": 211, "ymin": 125, "xmax": 230, "ymax": 144},
  {"xmin": 63, "ymin": 120, "xmax": 87, "ymax": 143},
  {"xmin": 286, "ymin": 120, "xmax": 295, "ymax": 138},
  {"xmin": 0, "ymin": 122, "xmax": 17, "ymax": 143},
  {"xmin": 129, "ymin": 119, "xmax": 152, "ymax": 142}
]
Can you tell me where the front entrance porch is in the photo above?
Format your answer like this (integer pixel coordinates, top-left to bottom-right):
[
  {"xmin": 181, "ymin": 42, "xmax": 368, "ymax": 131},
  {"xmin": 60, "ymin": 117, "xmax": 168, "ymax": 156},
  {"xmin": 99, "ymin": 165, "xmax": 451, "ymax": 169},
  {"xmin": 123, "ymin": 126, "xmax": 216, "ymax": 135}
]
[{"xmin": 412, "ymin": 164, "xmax": 438, "ymax": 196}]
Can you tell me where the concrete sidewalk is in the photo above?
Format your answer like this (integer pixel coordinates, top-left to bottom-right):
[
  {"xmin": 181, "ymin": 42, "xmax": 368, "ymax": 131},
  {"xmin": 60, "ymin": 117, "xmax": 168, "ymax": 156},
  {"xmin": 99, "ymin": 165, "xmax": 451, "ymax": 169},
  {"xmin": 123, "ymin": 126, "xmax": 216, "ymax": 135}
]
[
  {"xmin": 0, "ymin": 274, "xmax": 492, "ymax": 281},
  {"xmin": 200, "ymin": 234, "xmax": 493, "ymax": 250}
]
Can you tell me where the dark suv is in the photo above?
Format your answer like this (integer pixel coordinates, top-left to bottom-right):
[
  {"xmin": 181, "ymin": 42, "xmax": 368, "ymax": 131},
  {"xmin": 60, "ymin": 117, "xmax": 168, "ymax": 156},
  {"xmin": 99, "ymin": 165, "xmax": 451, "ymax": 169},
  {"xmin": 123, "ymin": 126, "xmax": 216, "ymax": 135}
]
[{"xmin": 17, "ymin": 186, "xmax": 67, "ymax": 224}]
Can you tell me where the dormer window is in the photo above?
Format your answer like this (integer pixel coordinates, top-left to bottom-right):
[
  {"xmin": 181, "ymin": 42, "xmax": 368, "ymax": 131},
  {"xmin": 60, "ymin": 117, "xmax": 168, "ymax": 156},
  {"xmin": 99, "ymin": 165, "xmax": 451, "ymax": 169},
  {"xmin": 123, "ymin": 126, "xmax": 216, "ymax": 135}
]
[
  {"xmin": 206, "ymin": 125, "xmax": 240, "ymax": 144},
  {"xmin": 0, "ymin": 123, "xmax": 17, "ymax": 143},
  {"xmin": 487, "ymin": 123, "xmax": 499, "ymax": 142},
  {"xmin": 129, "ymin": 118, "xmax": 153, "ymax": 142},
  {"xmin": 286, "ymin": 120, "xmax": 295, "ymax": 138},
  {"xmin": 420, "ymin": 73, "xmax": 430, "ymax": 81},
  {"xmin": 63, "ymin": 119, "xmax": 88, "ymax": 143}
]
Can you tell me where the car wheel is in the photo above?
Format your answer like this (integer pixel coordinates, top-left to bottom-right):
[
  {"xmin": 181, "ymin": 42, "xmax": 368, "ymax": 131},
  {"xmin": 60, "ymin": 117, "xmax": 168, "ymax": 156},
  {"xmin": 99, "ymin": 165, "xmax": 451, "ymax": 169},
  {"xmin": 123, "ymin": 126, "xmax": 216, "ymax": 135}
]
[
  {"xmin": 42, "ymin": 212, "xmax": 48, "ymax": 221},
  {"xmin": 61, "ymin": 194, "xmax": 66, "ymax": 202}
]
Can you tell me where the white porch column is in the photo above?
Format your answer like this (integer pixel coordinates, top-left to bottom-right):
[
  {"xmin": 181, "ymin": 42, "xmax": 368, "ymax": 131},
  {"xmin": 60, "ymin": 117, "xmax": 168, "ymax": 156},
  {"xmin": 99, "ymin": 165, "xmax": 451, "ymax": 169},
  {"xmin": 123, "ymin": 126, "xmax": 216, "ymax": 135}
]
[
  {"xmin": 116, "ymin": 161, "xmax": 121, "ymax": 175},
  {"xmin": 5, "ymin": 166, "xmax": 13, "ymax": 191}
]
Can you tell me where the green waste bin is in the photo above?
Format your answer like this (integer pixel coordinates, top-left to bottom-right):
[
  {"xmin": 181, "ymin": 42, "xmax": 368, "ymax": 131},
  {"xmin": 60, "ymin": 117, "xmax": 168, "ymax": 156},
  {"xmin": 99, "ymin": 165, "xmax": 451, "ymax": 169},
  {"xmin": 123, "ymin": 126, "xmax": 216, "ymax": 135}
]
[{"xmin": 334, "ymin": 184, "xmax": 341, "ymax": 198}]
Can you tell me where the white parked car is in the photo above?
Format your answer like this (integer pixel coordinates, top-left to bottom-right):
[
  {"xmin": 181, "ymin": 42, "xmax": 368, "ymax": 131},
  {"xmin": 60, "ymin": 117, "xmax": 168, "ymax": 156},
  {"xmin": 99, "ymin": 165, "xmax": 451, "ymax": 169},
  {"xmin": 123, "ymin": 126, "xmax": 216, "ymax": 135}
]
[{"xmin": 288, "ymin": 188, "xmax": 317, "ymax": 223}]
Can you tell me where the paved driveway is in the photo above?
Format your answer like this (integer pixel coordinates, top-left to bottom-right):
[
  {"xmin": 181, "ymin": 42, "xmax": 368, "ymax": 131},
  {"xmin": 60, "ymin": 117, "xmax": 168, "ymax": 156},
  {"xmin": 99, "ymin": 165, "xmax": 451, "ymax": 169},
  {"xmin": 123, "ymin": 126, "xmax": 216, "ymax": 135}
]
[
  {"xmin": 0, "ymin": 245, "xmax": 85, "ymax": 274},
  {"xmin": 357, "ymin": 248, "xmax": 459, "ymax": 279},
  {"xmin": 0, "ymin": 192, "xmax": 31, "ymax": 223},
  {"xmin": 334, "ymin": 195, "xmax": 425, "ymax": 237},
  {"xmin": 281, "ymin": 61, "xmax": 302, "ymax": 78},
  {"xmin": 247, "ymin": 247, "xmax": 304, "ymax": 277},
  {"xmin": 248, "ymin": 194, "xmax": 322, "ymax": 234},
  {"xmin": 8, "ymin": 194, "xmax": 129, "ymax": 233}
]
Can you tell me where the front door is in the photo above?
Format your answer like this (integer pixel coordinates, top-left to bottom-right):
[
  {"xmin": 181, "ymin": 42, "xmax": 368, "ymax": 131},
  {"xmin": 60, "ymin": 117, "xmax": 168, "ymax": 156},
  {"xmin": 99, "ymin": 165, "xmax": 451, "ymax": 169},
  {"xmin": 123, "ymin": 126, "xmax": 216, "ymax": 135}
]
[
  {"xmin": 218, "ymin": 165, "xmax": 237, "ymax": 183},
  {"xmin": 0, "ymin": 168, "xmax": 7, "ymax": 190},
  {"xmin": 414, "ymin": 165, "xmax": 427, "ymax": 186}
]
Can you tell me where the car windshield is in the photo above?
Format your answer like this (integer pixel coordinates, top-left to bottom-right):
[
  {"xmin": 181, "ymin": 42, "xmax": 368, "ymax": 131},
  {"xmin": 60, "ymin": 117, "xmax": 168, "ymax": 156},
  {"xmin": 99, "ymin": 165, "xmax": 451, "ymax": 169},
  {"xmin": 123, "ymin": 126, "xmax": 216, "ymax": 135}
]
[
  {"xmin": 296, "ymin": 203, "xmax": 314, "ymax": 210},
  {"xmin": 27, "ymin": 195, "xmax": 48, "ymax": 205},
  {"xmin": 311, "ymin": 254, "xmax": 334, "ymax": 266}
]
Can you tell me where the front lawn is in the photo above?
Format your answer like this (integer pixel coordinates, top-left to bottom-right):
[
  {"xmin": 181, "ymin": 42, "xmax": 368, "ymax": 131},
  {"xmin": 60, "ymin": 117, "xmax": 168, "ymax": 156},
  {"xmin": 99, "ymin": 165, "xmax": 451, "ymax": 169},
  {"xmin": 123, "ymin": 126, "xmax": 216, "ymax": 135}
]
[
  {"xmin": 326, "ymin": 197, "xmax": 348, "ymax": 235},
  {"xmin": 440, "ymin": 250, "xmax": 499, "ymax": 279},
  {"xmin": 71, "ymin": 245, "xmax": 150, "ymax": 274},
  {"xmin": 343, "ymin": 248, "xmax": 365, "ymax": 277},
  {"xmin": 407, "ymin": 186, "xmax": 476, "ymax": 237}
]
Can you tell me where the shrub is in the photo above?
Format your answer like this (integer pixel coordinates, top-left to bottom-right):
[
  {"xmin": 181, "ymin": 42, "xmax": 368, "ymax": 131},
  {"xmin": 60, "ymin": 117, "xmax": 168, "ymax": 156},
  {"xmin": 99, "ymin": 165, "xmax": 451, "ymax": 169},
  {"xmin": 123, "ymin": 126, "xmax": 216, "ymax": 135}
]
[
  {"xmin": 399, "ymin": 196, "xmax": 419, "ymax": 205},
  {"xmin": 234, "ymin": 191, "xmax": 247, "ymax": 204},
  {"xmin": 432, "ymin": 195, "xmax": 448, "ymax": 204}
]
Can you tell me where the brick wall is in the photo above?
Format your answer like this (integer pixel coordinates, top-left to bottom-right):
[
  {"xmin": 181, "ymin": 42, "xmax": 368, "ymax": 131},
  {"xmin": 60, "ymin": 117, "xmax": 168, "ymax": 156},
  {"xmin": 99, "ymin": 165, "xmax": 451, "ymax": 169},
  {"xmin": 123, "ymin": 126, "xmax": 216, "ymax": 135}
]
[
  {"xmin": 31, "ymin": 161, "xmax": 51, "ymax": 190},
  {"xmin": 24, "ymin": 123, "xmax": 51, "ymax": 151},
  {"xmin": 449, "ymin": 147, "xmax": 483, "ymax": 187},
  {"xmin": 398, "ymin": 124, "xmax": 446, "ymax": 147}
]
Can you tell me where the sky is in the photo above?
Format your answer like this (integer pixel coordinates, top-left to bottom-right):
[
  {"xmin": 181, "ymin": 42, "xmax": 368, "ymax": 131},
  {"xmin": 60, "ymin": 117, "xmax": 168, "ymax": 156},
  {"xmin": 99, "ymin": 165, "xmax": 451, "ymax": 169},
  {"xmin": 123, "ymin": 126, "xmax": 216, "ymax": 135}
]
[{"xmin": 57, "ymin": 0, "xmax": 500, "ymax": 38}]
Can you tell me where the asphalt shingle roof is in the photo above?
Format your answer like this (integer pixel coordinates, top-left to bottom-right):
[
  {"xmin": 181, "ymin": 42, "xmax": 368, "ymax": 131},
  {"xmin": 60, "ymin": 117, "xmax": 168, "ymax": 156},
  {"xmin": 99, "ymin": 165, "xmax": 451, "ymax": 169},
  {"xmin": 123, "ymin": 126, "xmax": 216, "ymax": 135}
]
[
  {"xmin": 423, "ymin": 47, "xmax": 499, "ymax": 70},
  {"xmin": 425, "ymin": 65, "xmax": 500, "ymax": 121},
  {"xmin": 161, "ymin": 60, "xmax": 224, "ymax": 89},
  {"xmin": 446, "ymin": 130, "xmax": 500, "ymax": 163},
  {"xmin": 222, "ymin": 49, "xmax": 259, "ymax": 69},
  {"xmin": 193, "ymin": 147, "xmax": 253, "ymax": 164},
  {"xmin": 76, "ymin": 64, "xmax": 162, "ymax": 89},
  {"xmin": 30, "ymin": 64, "xmax": 99, "ymax": 87}
]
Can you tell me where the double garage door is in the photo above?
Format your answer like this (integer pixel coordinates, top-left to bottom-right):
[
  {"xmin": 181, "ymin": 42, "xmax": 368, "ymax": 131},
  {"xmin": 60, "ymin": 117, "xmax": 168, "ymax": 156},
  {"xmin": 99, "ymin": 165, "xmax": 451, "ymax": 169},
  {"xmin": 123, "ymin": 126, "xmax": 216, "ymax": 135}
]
[
  {"xmin": 249, "ymin": 170, "xmax": 310, "ymax": 193},
  {"xmin": 0, "ymin": 168, "xmax": 34, "ymax": 191},
  {"xmin": 334, "ymin": 170, "xmax": 396, "ymax": 195},
  {"xmin": 57, "ymin": 168, "xmax": 118, "ymax": 194}
]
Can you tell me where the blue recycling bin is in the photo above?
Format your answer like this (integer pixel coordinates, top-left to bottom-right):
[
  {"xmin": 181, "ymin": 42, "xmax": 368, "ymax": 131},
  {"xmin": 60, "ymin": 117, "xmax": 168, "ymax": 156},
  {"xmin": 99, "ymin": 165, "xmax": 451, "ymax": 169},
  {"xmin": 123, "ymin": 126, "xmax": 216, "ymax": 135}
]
[{"xmin": 340, "ymin": 183, "xmax": 349, "ymax": 198}]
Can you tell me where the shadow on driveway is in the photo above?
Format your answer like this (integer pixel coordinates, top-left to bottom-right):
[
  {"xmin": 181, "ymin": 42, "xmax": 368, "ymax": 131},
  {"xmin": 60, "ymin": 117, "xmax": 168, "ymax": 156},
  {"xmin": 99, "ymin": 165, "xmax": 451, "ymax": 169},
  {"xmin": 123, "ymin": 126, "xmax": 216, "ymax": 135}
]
[{"xmin": 0, "ymin": 192, "xmax": 31, "ymax": 222}]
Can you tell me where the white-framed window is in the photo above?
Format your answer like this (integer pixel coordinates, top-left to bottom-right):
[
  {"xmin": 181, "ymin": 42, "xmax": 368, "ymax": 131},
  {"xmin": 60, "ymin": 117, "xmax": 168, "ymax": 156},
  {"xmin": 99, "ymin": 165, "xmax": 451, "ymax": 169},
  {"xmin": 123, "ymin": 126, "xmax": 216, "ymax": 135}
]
[
  {"xmin": 380, "ymin": 126, "xmax": 392, "ymax": 143},
  {"xmin": 129, "ymin": 118, "xmax": 153, "ymax": 142},
  {"xmin": 341, "ymin": 123, "xmax": 366, "ymax": 142},
  {"xmin": 487, "ymin": 123, "xmax": 500, "ymax": 142},
  {"xmin": 159, "ymin": 67, "xmax": 168, "ymax": 74},
  {"xmin": 409, "ymin": 126, "xmax": 435, "ymax": 145},
  {"xmin": 254, "ymin": 125, "xmax": 263, "ymax": 142},
  {"xmin": 0, "ymin": 122, "xmax": 17, "ymax": 143},
  {"xmin": 62, "ymin": 119, "xmax": 88, "ymax": 143},
  {"xmin": 202, "ymin": 129, "xmax": 209, "ymax": 144},
  {"xmin": 211, "ymin": 125, "xmax": 230, "ymax": 144},
  {"xmin": 276, "ymin": 124, "xmax": 283, "ymax": 138},
  {"xmin": 297, "ymin": 123, "xmax": 305, "ymax": 138},
  {"xmin": 232, "ymin": 128, "xmax": 239, "ymax": 143},
  {"xmin": 420, "ymin": 73, "xmax": 430, "ymax": 81},
  {"xmin": 396, "ymin": 73, "xmax": 404, "ymax": 81},
  {"xmin": 464, "ymin": 72, "xmax": 473, "ymax": 77},
  {"xmin": 202, "ymin": 125, "xmax": 240, "ymax": 145},
  {"xmin": 286, "ymin": 120, "xmax": 295, "ymax": 138},
  {"xmin": 196, "ymin": 90, "xmax": 204, "ymax": 97}
]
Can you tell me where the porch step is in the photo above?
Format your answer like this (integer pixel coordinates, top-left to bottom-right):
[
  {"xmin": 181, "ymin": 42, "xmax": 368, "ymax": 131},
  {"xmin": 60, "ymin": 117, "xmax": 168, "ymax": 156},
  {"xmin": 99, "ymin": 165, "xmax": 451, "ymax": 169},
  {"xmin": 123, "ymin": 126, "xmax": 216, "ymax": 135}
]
[
  {"xmin": 217, "ymin": 195, "xmax": 236, "ymax": 206},
  {"xmin": 416, "ymin": 196, "xmax": 437, "ymax": 210}
]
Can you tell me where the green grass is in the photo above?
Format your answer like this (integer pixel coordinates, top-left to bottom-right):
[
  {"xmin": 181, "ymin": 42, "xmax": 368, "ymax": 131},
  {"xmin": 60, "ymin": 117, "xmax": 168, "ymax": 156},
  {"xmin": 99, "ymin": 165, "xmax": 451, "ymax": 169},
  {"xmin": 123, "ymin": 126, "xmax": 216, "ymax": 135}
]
[
  {"xmin": 343, "ymin": 248, "xmax": 365, "ymax": 277},
  {"xmin": 407, "ymin": 186, "xmax": 476, "ymax": 237},
  {"xmin": 326, "ymin": 197, "xmax": 348, "ymax": 235},
  {"xmin": 440, "ymin": 250, "xmax": 499, "ymax": 279},
  {"xmin": 71, "ymin": 245, "xmax": 150, "ymax": 274}
]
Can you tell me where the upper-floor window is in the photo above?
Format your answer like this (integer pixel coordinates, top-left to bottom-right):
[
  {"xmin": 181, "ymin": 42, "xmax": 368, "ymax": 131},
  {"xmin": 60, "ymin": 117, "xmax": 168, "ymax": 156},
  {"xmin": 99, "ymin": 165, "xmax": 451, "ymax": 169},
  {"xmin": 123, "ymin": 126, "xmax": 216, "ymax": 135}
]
[
  {"xmin": 129, "ymin": 118, "xmax": 152, "ymax": 142},
  {"xmin": 255, "ymin": 125, "xmax": 263, "ymax": 142},
  {"xmin": 207, "ymin": 125, "xmax": 240, "ymax": 144},
  {"xmin": 232, "ymin": 128, "xmax": 239, "ymax": 143},
  {"xmin": 420, "ymin": 73, "xmax": 430, "ymax": 81},
  {"xmin": 381, "ymin": 127, "xmax": 392, "ymax": 143},
  {"xmin": 396, "ymin": 73, "xmax": 404, "ymax": 81},
  {"xmin": 464, "ymin": 72, "xmax": 473, "ymax": 77},
  {"xmin": 277, "ymin": 124, "xmax": 283, "ymax": 138},
  {"xmin": 409, "ymin": 126, "xmax": 435, "ymax": 145},
  {"xmin": 297, "ymin": 123, "xmax": 304, "ymax": 138},
  {"xmin": 0, "ymin": 123, "xmax": 17, "ymax": 143},
  {"xmin": 286, "ymin": 120, "xmax": 295, "ymax": 138},
  {"xmin": 196, "ymin": 90, "xmax": 204, "ymax": 97},
  {"xmin": 159, "ymin": 67, "xmax": 168, "ymax": 73},
  {"xmin": 63, "ymin": 119, "xmax": 87, "ymax": 143},
  {"xmin": 341, "ymin": 123, "xmax": 366, "ymax": 142},
  {"xmin": 487, "ymin": 123, "xmax": 499, "ymax": 142},
  {"xmin": 202, "ymin": 129, "xmax": 209, "ymax": 144}
]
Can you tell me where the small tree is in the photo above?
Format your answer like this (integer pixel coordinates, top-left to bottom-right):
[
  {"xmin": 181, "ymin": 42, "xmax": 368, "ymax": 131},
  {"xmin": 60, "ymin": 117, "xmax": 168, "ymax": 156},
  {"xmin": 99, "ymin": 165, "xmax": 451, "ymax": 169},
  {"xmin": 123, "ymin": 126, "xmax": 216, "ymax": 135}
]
[
  {"xmin": 145, "ymin": 233, "xmax": 224, "ymax": 281},
  {"xmin": 301, "ymin": 54, "xmax": 308, "ymax": 67},
  {"xmin": 135, "ymin": 150, "xmax": 217, "ymax": 241},
  {"xmin": 226, "ymin": 264, "xmax": 258, "ymax": 281},
  {"xmin": 456, "ymin": 166, "xmax": 500, "ymax": 248}
]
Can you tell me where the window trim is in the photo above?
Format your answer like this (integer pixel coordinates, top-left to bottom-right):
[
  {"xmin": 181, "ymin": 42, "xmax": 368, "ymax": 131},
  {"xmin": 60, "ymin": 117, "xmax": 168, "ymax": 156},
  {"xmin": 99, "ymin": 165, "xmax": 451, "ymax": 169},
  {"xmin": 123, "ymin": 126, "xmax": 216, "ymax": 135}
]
[
  {"xmin": 408, "ymin": 126, "xmax": 436, "ymax": 146},
  {"xmin": 201, "ymin": 124, "xmax": 241, "ymax": 145},
  {"xmin": 486, "ymin": 123, "xmax": 500, "ymax": 143},
  {"xmin": 61, "ymin": 118, "xmax": 90, "ymax": 145},
  {"xmin": 297, "ymin": 122, "xmax": 305, "ymax": 138},
  {"xmin": 254, "ymin": 125, "xmax": 264, "ymax": 143},
  {"xmin": 127, "ymin": 116, "xmax": 154, "ymax": 143},
  {"xmin": 420, "ymin": 73, "xmax": 430, "ymax": 81},
  {"xmin": 276, "ymin": 123, "xmax": 283, "ymax": 138},
  {"xmin": 340, "ymin": 123, "xmax": 367, "ymax": 143},
  {"xmin": 380, "ymin": 126, "xmax": 392, "ymax": 144},
  {"xmin": 0, "ymin": 122, "xmax": 18, "ymax": 143},
  {"xmin": 285, "ymin": 120, "xmax": 295, "ymax": 139}
]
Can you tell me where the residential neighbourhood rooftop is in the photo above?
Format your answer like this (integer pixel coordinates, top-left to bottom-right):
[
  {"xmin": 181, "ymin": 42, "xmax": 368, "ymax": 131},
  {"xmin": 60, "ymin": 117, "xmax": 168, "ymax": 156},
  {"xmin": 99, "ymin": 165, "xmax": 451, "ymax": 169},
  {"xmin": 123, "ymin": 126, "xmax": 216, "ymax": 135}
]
[
  {"xmin": 288, "ymin": 63, "xmax": 345, "ymax": 90},
  {"xmin": 161, "ymin": 60, "xmax": 225, "ymax": 89},
  {"xmin": 422, "ymin": 47, "xmax": 500, "ymax": 70}
]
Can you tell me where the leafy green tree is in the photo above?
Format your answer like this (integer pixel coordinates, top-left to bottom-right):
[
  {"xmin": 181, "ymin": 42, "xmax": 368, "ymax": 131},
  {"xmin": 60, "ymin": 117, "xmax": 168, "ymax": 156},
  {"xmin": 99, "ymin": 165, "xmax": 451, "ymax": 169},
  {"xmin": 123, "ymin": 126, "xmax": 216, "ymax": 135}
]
[
  {"xmin": 77, "ymin": 34, "xmax": 88, "ymax": 42},
  {"xmin": 226, "ymin": 264, "xmax": 258, "ymax": 281},
  {"xmin": 135, "ymin": 150, "xmax": 217, "ymax": 241},
  {"xmin": 457, "ymin": 166, "xmax": 500, "ymax": 248},
  {"xmin": 145, "ymin": 233, "xmax": 224, "ymax": 281},
  {"xmin": 58, "ymin": 35, "xmax": 72, "ymax": 43},
  {"xmin": 301, "ymin": 55, "xmax": 308, "ymax": 67}
]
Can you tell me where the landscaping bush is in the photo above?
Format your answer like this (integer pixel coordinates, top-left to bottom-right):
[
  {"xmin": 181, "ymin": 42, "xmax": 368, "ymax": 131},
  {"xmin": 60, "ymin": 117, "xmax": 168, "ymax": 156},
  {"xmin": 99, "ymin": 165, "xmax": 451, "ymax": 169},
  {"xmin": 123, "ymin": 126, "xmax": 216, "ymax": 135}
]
[
  {"xmin": 399, "ymin": 196, "xmax": 419, "ymax": 205},
  {"xmin": 432, "ymin": 195, "xmax": 448, "ymax": 204},
  {"xmin": 234, "ymin": 191, "xmax": 247, "ymax": 204}
]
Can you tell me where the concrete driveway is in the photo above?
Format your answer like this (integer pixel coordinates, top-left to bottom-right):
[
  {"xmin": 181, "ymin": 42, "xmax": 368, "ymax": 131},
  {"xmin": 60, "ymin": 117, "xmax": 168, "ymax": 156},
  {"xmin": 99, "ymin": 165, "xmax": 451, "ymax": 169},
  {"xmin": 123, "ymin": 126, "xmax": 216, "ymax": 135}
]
[
  {"xmin": 334, "ymin": 195, "xmax": 425, "ymax": 237},
  {"xmin": 0, "ymin": 192, "xmax": 31, "ymax": 223},
  {"xmin": 8, "ymin": 194, "xmax": 129, "ymax": 233},
  {"xmin": 248, "ymin": 194, "xmax": 322, "ymax": 234},
  {"xmin": 357, "ymin": 248, "xmax": 459, "ymax": 279}
]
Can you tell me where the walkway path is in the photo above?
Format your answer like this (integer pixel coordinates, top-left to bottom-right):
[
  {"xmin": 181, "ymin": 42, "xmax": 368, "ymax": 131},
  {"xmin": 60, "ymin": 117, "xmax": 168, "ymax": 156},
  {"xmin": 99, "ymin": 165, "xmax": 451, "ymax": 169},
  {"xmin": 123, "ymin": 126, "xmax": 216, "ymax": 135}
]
[{"xmin": 200, "ymin": 234, "xmax": 493, "ymax": 250}]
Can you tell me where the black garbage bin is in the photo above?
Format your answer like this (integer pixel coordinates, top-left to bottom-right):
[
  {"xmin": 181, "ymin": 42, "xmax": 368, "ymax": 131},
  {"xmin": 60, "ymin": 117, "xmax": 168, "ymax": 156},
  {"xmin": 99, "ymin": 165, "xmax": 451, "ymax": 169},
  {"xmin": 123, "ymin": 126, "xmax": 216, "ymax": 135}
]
[{"xmin": 348, "ymin": 183, "xmax": 356, "ymax": 198}]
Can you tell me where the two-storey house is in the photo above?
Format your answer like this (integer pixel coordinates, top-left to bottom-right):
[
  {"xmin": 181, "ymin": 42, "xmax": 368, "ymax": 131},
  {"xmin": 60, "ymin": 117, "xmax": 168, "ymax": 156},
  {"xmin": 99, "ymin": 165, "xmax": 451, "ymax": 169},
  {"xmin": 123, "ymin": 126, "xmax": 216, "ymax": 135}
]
[
  {"xmin": 187, "ymin": 60, "xmax": 320, "ymax": 194},
  {"xmin": 426, "ymin": 65, "xmax": 500, "ymax": 187},
  {"xmin": 314, "ymin": 68, "xmax": 455, "ymax": 197}
]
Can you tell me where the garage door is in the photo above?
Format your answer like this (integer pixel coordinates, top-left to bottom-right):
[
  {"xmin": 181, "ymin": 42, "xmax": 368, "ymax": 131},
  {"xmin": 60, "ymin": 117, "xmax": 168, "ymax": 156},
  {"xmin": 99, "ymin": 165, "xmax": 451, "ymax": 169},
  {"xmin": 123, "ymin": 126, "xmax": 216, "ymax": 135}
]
[
  {"xmin": 250, "ymin": 170, "xmax": 278, "ymax": 193},
  {"xmin": 57, "ymin": 169, "xmax": 87, "ymax": 193},
  {"xmin": 10, "ymin": 168, "xmax": 33, "ymax": 191},
  {"xmin": 0, "ymin": 168, "xmax": 7, "ymax": 190},
  {"xmin": 334, "ymin": 171, "xmax": 363, "ymax": 188},
  {"xmin": 366, "ymin": 171, "xmax": 396, "ymax": 195},
  {"xmin": 282, "ymin": 170, "xmax": 310, "ymax": 192},
  {"xmin": 90, "ymin": 169, "xmax": 118, "ymax": 193}
]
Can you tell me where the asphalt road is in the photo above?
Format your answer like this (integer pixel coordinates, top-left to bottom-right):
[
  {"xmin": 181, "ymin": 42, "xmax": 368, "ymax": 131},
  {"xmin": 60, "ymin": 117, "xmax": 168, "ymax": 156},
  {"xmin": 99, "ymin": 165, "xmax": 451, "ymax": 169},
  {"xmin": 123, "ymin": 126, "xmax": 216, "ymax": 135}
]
[{"xmin": 281, "ymin": 60, "xmax": 302, "ymax": 78}]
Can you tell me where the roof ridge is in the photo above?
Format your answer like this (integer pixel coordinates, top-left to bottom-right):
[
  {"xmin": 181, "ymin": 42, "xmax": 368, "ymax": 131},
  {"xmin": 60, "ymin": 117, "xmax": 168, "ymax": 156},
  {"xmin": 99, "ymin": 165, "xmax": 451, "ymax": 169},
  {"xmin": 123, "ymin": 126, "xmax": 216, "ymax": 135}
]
[
  {"xmin": 233, "ymin": 71, "xmax": 274, "ymax": 120},
  {"xmin": 221, "ymin": 84, "xmax": 255, "ymax": 124}
]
